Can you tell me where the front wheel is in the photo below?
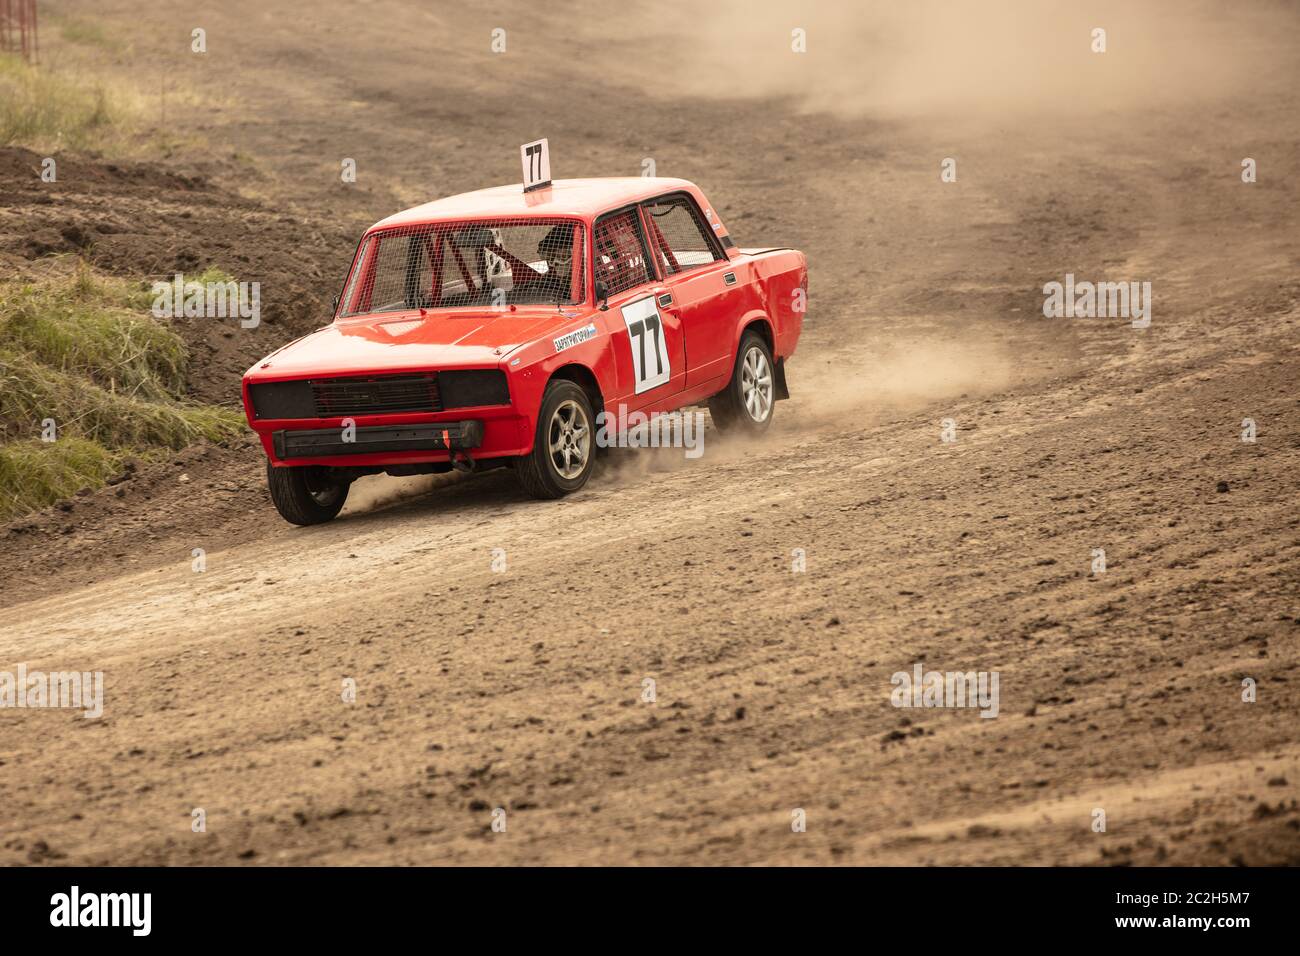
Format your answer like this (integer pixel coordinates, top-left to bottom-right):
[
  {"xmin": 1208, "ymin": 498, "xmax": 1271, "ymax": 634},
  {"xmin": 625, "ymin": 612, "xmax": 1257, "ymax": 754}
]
[
  {"xmin": 515, "ymin": 380, "xmax": 596, "ymax": 499},
  {"xmin": 708, "ymin": 331, "xmax": 776, "ymax": 435},
  {"xmin": 266, "ymin": 462, "xmax": 350, "ymax": 525}
]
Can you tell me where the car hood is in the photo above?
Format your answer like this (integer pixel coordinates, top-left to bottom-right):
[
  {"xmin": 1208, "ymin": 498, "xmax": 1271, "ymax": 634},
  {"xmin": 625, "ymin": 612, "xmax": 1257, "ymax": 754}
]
[{"xmin": 248, "ymin": 308, "xmax": 586, "ymax": 379}]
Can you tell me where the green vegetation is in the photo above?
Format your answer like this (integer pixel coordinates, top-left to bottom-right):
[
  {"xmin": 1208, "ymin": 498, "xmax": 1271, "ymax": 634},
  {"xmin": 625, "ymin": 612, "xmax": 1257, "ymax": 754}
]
[
  {"xmin": 0, "ymin": 265, "xmax": 244, "ymax": 520},
  {"xmin": 58, "ymin": 17, "xmax": 119, "ymax": 52},
  {"xmin": 0, "ymin": 437, "xmax": 119, "ymax": 518},
  {"xmin": 0, "ymin": 51, "xmax": 133, "ymax": 151},
  {"xmin": 2, "ymin": 267, "xmax": 181, "ymax": 399}
]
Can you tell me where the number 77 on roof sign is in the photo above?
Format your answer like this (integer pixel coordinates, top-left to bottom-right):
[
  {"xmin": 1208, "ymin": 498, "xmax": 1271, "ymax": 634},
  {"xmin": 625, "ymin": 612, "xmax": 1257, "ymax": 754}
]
[{"xmin": 521, "ymin": 138, "xmax": 552, "ymax": 192}]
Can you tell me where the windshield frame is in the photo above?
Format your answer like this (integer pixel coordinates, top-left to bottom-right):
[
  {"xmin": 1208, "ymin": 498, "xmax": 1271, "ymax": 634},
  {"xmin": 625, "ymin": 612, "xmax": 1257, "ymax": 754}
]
[{"xmin": 336, "ymin": 216, "xmax": 588, "ymax": 319}]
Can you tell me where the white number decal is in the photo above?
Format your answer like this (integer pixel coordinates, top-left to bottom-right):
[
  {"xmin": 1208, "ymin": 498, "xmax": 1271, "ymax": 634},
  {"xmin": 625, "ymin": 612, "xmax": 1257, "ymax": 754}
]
[{"xmin": 621, "ymin": 296, "xmax": 670, "ymax": 394}]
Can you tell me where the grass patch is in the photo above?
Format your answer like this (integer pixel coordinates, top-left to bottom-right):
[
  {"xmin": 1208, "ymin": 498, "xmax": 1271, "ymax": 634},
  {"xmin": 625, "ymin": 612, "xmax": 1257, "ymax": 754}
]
[
  {"xmin": 0, "ymin": 437, "xmax": 119, "ymax": 518},
  {"xmin": 0, "ymin": 267, "xmax": 183, "ymax": 400},
  {"xmin": 0, "ymin": 265, "xmax": 244, "ymax": 520},
  {"xmin": 0, "ymin": 348, "xmax": 241, "ymax": 449},
  {"xmin": 58, "ymin": 18, "xmax": 119, "ymax": 52},
  {"xmin": 0, "ymin": 51, "xmax": 134, "ymax": 151}
]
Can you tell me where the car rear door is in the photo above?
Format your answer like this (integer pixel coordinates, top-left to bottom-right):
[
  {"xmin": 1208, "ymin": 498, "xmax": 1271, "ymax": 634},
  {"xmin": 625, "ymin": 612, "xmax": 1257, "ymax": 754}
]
[
  {"xmin": 592, "ymin": 206, "xmax": 686, "ymax": 410},
  {"xmin": 640, "ymin": 193, "xmax": 736, "ymax": 389}
]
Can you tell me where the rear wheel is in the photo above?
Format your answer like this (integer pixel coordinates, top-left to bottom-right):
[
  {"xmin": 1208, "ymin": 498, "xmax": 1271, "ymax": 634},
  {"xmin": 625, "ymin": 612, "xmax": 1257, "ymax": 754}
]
[
  {"xmin": 266, "ymin": 461, "xmax": 350, "ymax": 525},
  {"xmin": 708, "ymin": 331, "xmax": 776, "ymax": 435},
  {"xmin": 515, "ymin": 380, "xmax": 596, "ymax": 499}
]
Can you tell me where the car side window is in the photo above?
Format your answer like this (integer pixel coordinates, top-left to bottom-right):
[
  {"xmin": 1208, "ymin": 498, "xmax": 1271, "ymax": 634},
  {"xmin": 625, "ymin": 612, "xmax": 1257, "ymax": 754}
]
[
  {"xmin": 642, "ymin": 195, "xmax": 721, "ymax": 276},
  {"xmin": 592, "ymin": 209, "xmax": 651, "ymax": 296}
]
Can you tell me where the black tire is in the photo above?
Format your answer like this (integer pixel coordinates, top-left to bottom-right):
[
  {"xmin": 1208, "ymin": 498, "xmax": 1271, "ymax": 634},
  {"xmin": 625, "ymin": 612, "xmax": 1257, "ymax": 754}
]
[
  {"xmin": 708, "ymin": 331, "xmax": 776, "ymax": 435},
  {"xmin": 266, "ymin": 461, "xmax": 349, "ymax": 525},
  {"xmin": 515, "ymin": 379, "xmax": 596, "ymax": 499}
]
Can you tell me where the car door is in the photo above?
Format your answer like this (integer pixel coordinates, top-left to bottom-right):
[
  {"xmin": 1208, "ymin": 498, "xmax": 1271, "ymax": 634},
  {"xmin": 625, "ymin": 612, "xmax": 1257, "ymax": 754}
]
[
  {"xmin": 592, "ymin": 206, "xmax": 686, "ymax": 410},
  {"xmin": 640, "ymin": 193, "xmax": 736, "ymax": 388}
]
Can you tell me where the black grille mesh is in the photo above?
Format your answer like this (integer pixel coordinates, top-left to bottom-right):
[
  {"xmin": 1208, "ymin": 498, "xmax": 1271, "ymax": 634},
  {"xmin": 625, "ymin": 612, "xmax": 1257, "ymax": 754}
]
[
  {"xmin": 309, "ymin": 374, "xmax": 441, "ymax": 416},
  {"xmin": 251, "ymin": 369, "xmax": 510, "ymax": 419}
]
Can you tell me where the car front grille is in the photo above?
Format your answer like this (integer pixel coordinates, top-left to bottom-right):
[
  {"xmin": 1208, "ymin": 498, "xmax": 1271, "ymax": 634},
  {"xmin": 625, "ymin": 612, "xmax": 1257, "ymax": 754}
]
[
  {"xmin": 310, "ymin": 374, "xmax": 441, "ymax": 417},
  {"xmin": 250, "ymin": 370, "xmax": 510, "ymax": 420}
]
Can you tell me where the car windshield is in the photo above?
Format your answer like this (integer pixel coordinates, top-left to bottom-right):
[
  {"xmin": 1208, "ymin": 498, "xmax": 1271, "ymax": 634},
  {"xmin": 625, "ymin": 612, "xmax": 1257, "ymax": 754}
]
[{"xmin": 339, "ymin": 218, "xmax": 585, "ymax": 316}]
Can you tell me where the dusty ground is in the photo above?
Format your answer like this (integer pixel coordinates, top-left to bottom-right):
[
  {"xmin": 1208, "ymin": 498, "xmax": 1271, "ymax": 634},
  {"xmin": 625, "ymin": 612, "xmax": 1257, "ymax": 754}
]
[{"xmin": 1, "ymin": 0, "xmax": 1297, "ymax": 865}]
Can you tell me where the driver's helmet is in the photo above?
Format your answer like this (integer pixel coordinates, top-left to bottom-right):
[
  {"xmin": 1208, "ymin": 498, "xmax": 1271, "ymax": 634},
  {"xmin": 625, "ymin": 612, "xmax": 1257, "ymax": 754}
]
[{"xmin": 540, "ymin": 224, "xmax": 574, "ymax": 276}]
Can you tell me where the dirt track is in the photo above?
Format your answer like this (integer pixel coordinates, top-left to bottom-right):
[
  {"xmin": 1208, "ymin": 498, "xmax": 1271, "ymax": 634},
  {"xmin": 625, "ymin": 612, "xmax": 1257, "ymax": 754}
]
[{"xmin": 1, "ymin": 0, "xmax": 1298, "ymax": 865}]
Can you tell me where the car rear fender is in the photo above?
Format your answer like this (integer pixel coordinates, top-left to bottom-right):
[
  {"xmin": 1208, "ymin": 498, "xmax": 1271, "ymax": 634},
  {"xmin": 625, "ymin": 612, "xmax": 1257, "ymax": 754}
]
[
  {"xmin": 735, "ymin": 310, "xmax": 775, "ymax": 359},
  {"xmin": 744, "ymin": 248, "xmax": 807, "ymax": 358}
]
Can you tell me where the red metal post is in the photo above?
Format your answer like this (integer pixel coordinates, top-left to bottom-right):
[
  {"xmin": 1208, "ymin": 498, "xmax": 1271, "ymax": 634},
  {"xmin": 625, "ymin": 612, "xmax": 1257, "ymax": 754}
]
[
  {"xmin": 1, "ymin": 0, "xmax": 38, "ymax": 64},
  {"xmin": 26, "ymin": 0, "xmax": 38, "ymax": 65}
]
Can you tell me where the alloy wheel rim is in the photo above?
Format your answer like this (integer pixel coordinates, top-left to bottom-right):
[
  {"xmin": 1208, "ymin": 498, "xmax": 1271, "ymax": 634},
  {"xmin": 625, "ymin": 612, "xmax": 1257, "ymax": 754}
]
[
  {"xmin": 548, "ymin": 399, "xmax": 591, "ymax": 479},
  {"xmin": 740, "ymin": 347, "xmax": 773, "ymax": 422}
]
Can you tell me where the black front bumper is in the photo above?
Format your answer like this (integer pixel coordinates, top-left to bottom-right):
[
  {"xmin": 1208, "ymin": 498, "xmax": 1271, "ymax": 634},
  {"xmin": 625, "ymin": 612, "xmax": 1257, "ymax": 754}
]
[{"xmin": 273, "ymin": 420, "xmax": 485, "ymax": 459}]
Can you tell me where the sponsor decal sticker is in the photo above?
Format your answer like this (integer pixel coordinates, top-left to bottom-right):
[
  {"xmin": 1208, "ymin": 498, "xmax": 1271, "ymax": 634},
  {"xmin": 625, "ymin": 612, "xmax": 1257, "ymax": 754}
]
[{"xmin": 553, "ymin": 323, "xmax": 598, "ymax": 353}]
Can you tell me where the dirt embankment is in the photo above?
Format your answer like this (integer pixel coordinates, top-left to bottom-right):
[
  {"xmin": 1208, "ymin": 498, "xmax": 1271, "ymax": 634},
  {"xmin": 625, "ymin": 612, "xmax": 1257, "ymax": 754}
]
[
  {"xmin": 0, "ymin": 146, "xmax": 351, "ymax": 403},
  {"xmin": 0, "ymin": 140, "xmax": 351, "ymax": 573}
]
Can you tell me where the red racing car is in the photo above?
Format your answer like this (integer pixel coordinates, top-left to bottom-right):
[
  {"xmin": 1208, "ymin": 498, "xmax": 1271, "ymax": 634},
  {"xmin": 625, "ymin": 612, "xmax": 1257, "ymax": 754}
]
[{"xmin": 242, "ymin": 175, "xmax": 807, "ymax": 524}]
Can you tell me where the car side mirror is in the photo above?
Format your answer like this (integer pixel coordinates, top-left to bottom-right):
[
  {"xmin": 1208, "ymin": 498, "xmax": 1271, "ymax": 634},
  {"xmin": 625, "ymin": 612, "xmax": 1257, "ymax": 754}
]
[
  {"xmin": 595, "ymin": 279, "xmax": 610, "ymax": 311},
  {"xmin": 331, "ymin": 293, "xmax": 340, "ymax": 315}
]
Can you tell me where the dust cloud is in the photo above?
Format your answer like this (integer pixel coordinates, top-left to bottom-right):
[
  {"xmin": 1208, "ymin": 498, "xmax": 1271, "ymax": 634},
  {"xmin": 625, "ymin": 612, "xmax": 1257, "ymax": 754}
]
[
  {"xmin": 791, "ymin": 339, "xmax": 1015, "ymax": 423},
  {"xmin": 340, "ymin": 473, "xmax": 447, "ymax": 516},
  {"xmin": 629, "ymin": 0, "xmax": 1296, "ymax": 118}
]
